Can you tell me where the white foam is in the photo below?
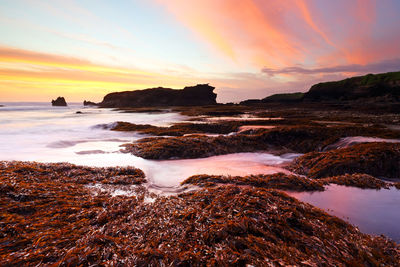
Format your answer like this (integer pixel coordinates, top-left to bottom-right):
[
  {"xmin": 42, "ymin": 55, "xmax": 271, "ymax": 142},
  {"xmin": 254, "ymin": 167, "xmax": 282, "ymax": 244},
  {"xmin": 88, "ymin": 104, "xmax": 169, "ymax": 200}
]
[{"xmin": 324, "ymin": 136, "xmax": 400, "ymax": 151}]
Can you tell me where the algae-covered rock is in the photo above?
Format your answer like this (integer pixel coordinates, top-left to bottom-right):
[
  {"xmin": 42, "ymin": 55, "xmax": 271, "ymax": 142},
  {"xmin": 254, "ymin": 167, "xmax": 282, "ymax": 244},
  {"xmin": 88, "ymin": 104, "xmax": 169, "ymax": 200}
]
[{"xmin": 290, "ymin": 143, "xmax": 400, "ymax": 179}]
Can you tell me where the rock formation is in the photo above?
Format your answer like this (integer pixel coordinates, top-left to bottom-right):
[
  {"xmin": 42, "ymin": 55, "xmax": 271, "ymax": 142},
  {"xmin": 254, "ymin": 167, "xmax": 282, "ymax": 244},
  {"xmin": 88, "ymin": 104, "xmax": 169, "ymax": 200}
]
[
  {"xmin": 303, "ymin": 71, "xmax": 400, "ymax": 101},
  {"xmin": 51, "ymin": 97, "xmax": 67, "ymax": 106},
  {"xmin": 99, "ymin": 84, "xmax": 217, "ymax": 108},
  {"xmin": 83, "ymin": 100, "xmax": 98, "ymax": 106},
  {"xmin": 240, "ymin": 71, "xmax": 400, "ymax": 105}
]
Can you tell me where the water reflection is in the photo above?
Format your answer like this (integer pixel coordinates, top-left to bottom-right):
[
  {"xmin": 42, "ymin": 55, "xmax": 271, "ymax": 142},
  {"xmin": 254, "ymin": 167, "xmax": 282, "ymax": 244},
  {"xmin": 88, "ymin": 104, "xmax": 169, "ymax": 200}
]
[{"xmin": 287, "ymin": 184, "xmax": 400, "ymax": 242}]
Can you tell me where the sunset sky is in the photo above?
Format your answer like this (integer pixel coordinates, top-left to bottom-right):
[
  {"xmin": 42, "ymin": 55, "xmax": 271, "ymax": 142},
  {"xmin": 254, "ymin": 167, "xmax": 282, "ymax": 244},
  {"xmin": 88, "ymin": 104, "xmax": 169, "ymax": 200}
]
[{"xmin": 0, "ymin": 0, "xmax": 400, "ymax": 102}]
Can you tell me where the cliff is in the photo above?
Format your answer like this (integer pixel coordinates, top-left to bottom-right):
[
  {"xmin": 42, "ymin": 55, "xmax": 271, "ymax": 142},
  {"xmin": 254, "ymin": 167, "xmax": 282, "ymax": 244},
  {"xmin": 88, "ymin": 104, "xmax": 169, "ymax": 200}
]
[
  {"xmin": 303, "ymin": 71, "xmax": 400, "ymax": 101},
  {"xmin": 51, "ymin": 97, "xmax": 67, "ymax": 106},
  {"xmin": 99, "ymin": 84, "xmax": 217, "ymax": 108}
]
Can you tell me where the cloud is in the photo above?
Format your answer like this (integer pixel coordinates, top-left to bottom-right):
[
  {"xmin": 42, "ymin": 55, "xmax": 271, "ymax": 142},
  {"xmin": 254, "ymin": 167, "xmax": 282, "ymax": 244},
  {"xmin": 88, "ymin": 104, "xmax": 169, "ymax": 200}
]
[
  {"xmin": 262, "ymin": 58, "xmax": 400, "ymax": 76},
  {"xmin": 0, "ymin": 46, "xmax": 199, "ymax": 101}
]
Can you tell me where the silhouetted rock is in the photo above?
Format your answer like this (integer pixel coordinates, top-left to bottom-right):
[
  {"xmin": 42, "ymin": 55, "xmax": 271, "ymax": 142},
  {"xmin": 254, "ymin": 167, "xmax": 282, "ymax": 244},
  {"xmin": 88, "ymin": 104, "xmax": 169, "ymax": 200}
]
[
  {"xmin": 263, "ymin": 92, "xmax": 304, "ymax": 102},
  {"xmin": 99, "ymin": 84, "xmax": 217, "ymax": 108},
  {"xmin": 240, "ymin": 93, "xmax": 305, "ymax": 105},
  {"xmin": 83, "ymin": 100, "xmax": 98, "ymax": 106},
  {"xmin": 76, "ymin": 111, "xmax": 83, "ymax": 114},
  {"xmin": 304, "ymin": 71, "xmax": 400, "ymax": 101},
  {"xmin": 51, "ymin": 97, "xmax": 67, "ymax": 106}
]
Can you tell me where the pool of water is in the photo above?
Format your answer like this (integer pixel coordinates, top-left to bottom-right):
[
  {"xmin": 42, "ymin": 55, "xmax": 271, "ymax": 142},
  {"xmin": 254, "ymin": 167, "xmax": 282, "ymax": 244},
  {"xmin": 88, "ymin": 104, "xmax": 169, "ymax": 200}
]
[{"xmin": 287, "ymin": 184, "xmax": 400, "ymax": 242}]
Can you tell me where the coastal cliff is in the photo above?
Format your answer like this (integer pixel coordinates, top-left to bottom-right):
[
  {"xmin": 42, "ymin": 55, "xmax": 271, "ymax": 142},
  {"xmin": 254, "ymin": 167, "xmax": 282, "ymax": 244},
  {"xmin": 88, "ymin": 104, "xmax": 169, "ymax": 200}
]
[
  {"xmin": 304, "ymin": 71, "xmax": 400, "ymax": 101},
  {"xmin": 241, "ymin": 71, "xmax": 400, "ymax": 105},
  {"xmin": 99, "ymin": 84, "xmax": 217, "ymax": 108}
]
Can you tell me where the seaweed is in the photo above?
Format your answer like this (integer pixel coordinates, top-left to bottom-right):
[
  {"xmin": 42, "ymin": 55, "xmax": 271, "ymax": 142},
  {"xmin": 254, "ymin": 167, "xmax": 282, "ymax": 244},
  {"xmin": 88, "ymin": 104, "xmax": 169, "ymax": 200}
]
[
  {"xmin": 1, "ymin": 161, "xmax": 399, "ymax": 265},
  {"xmin": 122, "ymin": 124, "xmax": 400, "ymax": 159},
  {"xmin": 290, "ymin": 143, "xmax": 400, "ymax": 179},
  {"xmin": 182, "ymin": 173, "xmax": 325, "ymax": 191}
]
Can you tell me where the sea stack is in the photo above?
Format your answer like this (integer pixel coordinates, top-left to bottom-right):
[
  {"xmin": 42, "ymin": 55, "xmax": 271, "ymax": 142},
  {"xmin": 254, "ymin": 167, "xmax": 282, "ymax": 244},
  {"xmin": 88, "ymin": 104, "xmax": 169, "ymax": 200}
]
[{"xmin": 51, "ymin": 97, "xmax": 67, "ymax": 106}]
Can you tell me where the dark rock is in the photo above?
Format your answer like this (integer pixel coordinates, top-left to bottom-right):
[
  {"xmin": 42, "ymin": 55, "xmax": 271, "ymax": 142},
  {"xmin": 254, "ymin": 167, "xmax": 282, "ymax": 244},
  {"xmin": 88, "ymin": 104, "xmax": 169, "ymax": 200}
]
[
  {"xmin": 76, "ymin": 111, "xmax": 83, "ymax": 114},
  {"xmin": 83, "ymin": 100, "xmax": 98, "ymax": 106},
  {"xmin": 51, "ymin": 97, "xmax": 67, "ymax": 106},
  {"xmin": 262, "ymin": 92, "xmax": 304, "ymax": 103},
  {"xmin": 303, "ymin": 71, "xmax": 400, "ymax": 101},
  {"xmin": 289, "ymin": 142, "xmax": 400, "ymax": 179},
  {"xmin": 99, "ymin": 84, "xmax": 217, "ymax": 108},
  {"xmin": 122, "ymin": 125, "xmax": 400, "ymax": 160}
]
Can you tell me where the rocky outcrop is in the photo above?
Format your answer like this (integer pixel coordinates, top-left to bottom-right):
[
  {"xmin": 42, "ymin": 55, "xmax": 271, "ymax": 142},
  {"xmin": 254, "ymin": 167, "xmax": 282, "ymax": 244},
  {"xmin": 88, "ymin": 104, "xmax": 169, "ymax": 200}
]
[
  {"xmin": 304, "ymin": 71, "xmax": 400, "ymax": 101},
  {"xmin": 99, "ymin": 84, "xmax": 217, "ymax": 108},
  {"xmin": 83, "ymin": 100, "xmax": 98, "ymax": 106},
  {"xmin": 289, "ymin": 142, "xmax": 400, "ymax": 179},
  {"xmin": 51, "ymin": 97, "xmax": 67, "ymax": 106}
]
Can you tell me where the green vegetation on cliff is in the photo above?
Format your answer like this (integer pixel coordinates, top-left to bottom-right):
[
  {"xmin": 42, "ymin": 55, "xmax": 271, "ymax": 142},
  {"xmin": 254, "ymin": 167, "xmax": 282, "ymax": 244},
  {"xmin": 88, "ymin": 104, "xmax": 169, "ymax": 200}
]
[{"xmin": 304, "ymin": 71, "xmax": 400, "ymax": 101}]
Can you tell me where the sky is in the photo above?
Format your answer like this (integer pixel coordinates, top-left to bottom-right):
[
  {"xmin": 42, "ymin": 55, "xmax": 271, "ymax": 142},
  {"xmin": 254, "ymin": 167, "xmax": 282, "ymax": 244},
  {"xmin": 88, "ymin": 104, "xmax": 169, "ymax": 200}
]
[{"xmin": 0, "ymin": 0, "xmax": 399, "ymax": 103}]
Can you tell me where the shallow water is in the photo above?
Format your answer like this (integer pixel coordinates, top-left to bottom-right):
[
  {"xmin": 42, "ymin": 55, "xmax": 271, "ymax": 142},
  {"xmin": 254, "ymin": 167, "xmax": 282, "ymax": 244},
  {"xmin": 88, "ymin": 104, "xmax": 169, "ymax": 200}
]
[
  {"xmin": 324, "ymin": 136, "xmax": 400, "ymax": 151},
  {"xmin": 287, "ymin": 184, "xmax": 400, "ymax": 242},
  {"xmin": 0, "ymin": 102, "xmax": 293, "ymax": 190}
]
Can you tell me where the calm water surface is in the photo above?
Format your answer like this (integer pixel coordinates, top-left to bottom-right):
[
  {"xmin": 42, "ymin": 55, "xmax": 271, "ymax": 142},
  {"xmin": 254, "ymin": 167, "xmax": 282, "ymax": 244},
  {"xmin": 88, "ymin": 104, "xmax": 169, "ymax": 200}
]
[{"xmin": 288, "ymin": 185, "xmax": 400, "ymax": 242}]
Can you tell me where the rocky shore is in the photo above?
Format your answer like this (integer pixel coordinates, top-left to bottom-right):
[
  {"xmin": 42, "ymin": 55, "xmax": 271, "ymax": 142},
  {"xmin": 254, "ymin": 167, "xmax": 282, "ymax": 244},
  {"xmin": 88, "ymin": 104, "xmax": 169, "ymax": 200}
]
[{"xmin": 1, "ymin": 161, "xmax": 399, "ymax": 266}]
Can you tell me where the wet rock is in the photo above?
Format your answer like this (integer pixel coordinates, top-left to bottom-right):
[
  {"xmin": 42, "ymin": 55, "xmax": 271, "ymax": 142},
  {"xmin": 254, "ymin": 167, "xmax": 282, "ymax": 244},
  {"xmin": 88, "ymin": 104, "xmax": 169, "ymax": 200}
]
[
  {"xmin": 182, "ymin": 173, "xmax": 325, "ymax": 191},
  {"xmin": 112, "ymin": 121, "xmax": 239, "ymax": 136},
  {"xmin": 51, "ymin": 97, "xmax": 67, "ymax": 106},
  {"xmin": 289, "ymin": 142, "xmax": 400, "ymax": 179},
  {"xmin": 321, "ymin": 173, "xmax": 389, "ymax": 189},
  {"xmin": 122, "ymin": 125, "xmax": 400, "ymax": 159},
  {"xmin": 0, "ymin": 161, "xmax": 399, "ymax": 266}
]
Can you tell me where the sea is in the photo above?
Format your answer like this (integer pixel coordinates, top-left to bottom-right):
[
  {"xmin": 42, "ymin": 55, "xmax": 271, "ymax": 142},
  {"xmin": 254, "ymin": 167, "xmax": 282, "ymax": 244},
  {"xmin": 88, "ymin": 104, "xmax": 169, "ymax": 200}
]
[{"xmin": 0, "ymin": 102, "xmax": 399, "ymax": 242}]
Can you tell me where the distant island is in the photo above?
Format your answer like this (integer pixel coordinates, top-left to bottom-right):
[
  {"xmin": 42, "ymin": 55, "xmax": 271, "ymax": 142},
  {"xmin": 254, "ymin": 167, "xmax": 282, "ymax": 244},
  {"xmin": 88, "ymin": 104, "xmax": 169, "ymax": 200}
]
[
  {"xmin": 98, "ymin": 84, "xmax": 217, "ymax": 108},
  {"xmin": 51, "ymin": 97, "xmax": 67, "ymax": 106}
]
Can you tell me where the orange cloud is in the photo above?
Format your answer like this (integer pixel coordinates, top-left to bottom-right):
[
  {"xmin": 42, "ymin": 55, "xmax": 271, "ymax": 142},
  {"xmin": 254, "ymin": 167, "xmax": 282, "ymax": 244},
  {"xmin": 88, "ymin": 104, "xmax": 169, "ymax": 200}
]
[
  {"xmin": 159, "ymin": 0, "xmax": 302, "ymax": 69},
  {"xmin": 158, "ymin": 0, "xmax": 399, "ymax": 71},
  {"xmin": 0, "ymin": 46, "xmax": 196, "ymax": 102}
]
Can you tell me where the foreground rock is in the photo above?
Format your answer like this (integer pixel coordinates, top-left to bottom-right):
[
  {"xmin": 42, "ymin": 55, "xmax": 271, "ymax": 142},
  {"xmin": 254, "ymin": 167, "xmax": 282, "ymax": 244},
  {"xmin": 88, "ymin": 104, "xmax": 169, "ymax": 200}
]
[
  {"xmin": 99, "ymin": 84, "xmax": 217, "ymax": 108},
  {"xmin": 290, "ymin": 142, "xmax": 400, "ymax": 179},
  {"xmin": 51, "ymin": 96, "xmax": 67, "ymax": 106},
  {"xmin": 112, "ymin": 121, "xmax": 239, "ymax": 136},
  {"xmin": 183, "ymin": 173, "xmax": 394, "ymax": 191},
  {"xmin": 1, "ymin": 161, "xmax": 398, "ymax": 266},
  {"xmin": 182, "ymin": 173, "xmax": 325, "ymax": 191},
  {"xmin": 122, "ymin": 125, "xmax": 400, "ymax": 159}
]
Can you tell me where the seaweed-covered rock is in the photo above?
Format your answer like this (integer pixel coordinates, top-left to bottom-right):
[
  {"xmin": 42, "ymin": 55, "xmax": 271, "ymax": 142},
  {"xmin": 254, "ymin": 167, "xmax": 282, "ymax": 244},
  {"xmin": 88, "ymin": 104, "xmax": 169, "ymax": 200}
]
[
  {"xmin": 122, "ymin": 125, "xmax": 400, "ymax": 159},
  {"xmin": 112, "ymin": 121, "xmax": 239, "ymax": 136},
  {"xmin": 290, "ymin": 143, "xmax": 400, "ymax": 179},
  {"xmin": 321, "ymin": 173, "xmax": 389, "ymax": 189},
  {"xmin": 182, "ymin": 173, "xmax": 325, "ymax": 191},
  {"xmin": 51, "ymin": 96, "xmax": 67, "ymax": 106},
  {"xmin": 1, "ymin": 161, "xmax": 399, "ymax": 266}
]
